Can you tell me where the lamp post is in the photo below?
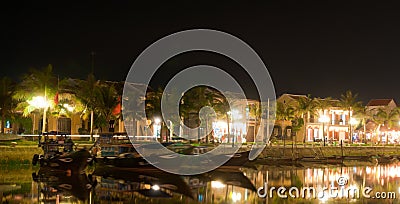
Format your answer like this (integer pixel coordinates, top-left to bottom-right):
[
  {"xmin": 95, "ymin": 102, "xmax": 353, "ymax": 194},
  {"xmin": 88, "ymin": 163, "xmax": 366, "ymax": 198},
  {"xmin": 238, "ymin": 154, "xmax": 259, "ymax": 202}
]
[
  {"xmin": 28, "ymin": 96, "xmax": 50, "ymax": 134},
  {"xmin": 319, "ymin": 115, "xmax": 329, "ymax": 146}
]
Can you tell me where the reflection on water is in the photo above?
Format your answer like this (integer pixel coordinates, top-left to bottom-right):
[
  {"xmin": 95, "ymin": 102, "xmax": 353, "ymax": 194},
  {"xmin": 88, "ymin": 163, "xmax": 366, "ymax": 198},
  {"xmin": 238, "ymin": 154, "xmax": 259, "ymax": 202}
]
[{"xmin": 2, "ymin": 163, "xmax": 400, "ymax": 203}]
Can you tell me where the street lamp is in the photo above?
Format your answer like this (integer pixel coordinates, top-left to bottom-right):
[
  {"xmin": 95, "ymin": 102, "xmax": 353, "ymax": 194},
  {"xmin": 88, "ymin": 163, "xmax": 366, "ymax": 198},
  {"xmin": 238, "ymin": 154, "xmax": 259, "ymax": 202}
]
[
  {"xmin": 154, "ymin": 117, "xmax": 161, "ymax": 141},
  {"xmin": 319, "ymin": 115, "xmax": 329, "ymax": 146},
  {"xmin": 28, "ymin": 96, "xmax": 50, "ymax": 134},
  {"xmin": 350, "ymin": 117, "xmax": 358, "ymax": 143}
]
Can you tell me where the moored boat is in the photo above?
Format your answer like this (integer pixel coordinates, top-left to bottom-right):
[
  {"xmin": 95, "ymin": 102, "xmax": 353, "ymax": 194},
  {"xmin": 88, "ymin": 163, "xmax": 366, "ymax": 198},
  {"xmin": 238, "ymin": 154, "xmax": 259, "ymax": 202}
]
[{"xmin": 32, "ymin": 132, "xmax": 91, "ymax": 174}]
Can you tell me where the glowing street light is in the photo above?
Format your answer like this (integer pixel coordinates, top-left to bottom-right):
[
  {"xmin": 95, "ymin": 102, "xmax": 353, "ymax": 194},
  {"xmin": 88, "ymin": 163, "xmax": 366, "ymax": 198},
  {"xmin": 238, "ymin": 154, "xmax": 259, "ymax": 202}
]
[
  {"xmin": 154, "ymin": 118, "xmax": 161, "ymax": 125},
  {"xmin": 28, "ymin": 96, "xmax": 50, "ymax": 109},
  {"xmin": 319, "ymin": 115, "xmax": 329, "ymax": 146},
  {"xmin": 28, "ymin": 96, "xmax": 51, "ymax": 134},
  {"xmin": 151, "ymin": 184, "xmax": 160, "ymax": 191}
]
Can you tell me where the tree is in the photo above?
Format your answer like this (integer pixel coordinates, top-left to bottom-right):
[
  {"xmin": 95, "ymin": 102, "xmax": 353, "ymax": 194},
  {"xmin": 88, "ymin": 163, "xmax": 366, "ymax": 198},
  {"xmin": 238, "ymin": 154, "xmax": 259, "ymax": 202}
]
[
  {"xmin": 372, "ymin": 107, "xmax": 399, "ymax": 144},
  {"xmin": 93, "ymin": 82, "xmax": 119, "ymax": 133},
  {"xmin": 295, "ymin": 95, "xmax": 317, "ymax": 143},
  {"xmin": 205, "ymin": 89, "xmax": 231, "ymax": 145},
  {"xmin": 249, "ymin": 103, "xmax": 262, "ymax": 143},
  {"xmin": 276, "ymin": 102, "xmax": 295, "ymax": 148},
  {"xmin": 14, "ymin": 64, "xmax": 57, "ymax": 133},
  {"xmin": 73, "ymin": 73, "xmax": 99, "ymax": 140},
  {"xmin": 0, "ymin": 77, "xmax": 17, "ymax": 134},
  {"xmin": 339, "ymin": 90, "xmax": 362, "ymax": 143},
  {"xmin": 145, "ymin": 87, "xmax": 164, "ymax": 139},
  {"xmin": 353, "ymin": 106, "xmax": 372, "ymax": 143},
  {"xmin": 122, "ymin": 82, "xmax": 146, "ymax": 139}
]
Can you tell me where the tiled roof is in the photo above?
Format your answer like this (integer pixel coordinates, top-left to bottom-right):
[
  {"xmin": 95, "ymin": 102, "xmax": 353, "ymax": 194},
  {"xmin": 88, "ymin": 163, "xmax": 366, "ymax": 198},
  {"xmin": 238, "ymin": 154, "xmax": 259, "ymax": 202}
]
[
  {"xmin": 366, "ymin": 99, "xmax": 394, "ymax": 106},
  {"xmin": 281, "ymin": 93, "xmax": 308, "ymax": 100}
]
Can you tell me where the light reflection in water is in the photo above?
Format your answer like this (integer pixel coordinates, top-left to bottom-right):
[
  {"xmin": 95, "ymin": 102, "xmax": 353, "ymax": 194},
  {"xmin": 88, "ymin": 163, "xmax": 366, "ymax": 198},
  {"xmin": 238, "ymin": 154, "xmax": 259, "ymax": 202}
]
[{"xmin": 1, "ymin": 163, "xmax": 400, "ymax": 203}]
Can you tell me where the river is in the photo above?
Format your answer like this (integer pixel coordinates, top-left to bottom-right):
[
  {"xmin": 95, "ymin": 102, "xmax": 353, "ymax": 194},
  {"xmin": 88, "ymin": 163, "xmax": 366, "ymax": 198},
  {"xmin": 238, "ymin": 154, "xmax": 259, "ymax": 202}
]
[{"xmin": 1, "ymin": 162, "xmax": 400, "ymax": 203}]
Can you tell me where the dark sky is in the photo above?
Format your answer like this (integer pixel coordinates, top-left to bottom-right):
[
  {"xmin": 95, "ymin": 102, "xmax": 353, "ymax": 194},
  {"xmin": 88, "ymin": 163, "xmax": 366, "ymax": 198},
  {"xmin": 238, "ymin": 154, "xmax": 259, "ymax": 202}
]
[{"xmin": 2, "ymin": 1, "xmax": 400, "ymax": 104}]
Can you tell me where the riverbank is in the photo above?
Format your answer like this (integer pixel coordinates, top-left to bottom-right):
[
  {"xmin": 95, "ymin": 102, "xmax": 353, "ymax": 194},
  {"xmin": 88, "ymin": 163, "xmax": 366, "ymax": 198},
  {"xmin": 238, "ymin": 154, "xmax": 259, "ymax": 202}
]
[{"xmin": 258, "ymin": 145, "xmax": 400, "ymax": 158}]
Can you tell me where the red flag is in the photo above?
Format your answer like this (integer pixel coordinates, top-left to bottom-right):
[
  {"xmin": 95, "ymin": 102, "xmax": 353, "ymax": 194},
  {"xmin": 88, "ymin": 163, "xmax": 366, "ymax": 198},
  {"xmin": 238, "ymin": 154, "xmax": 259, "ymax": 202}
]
[
  {"xmin": 54, "ymin": 92, "xmax": 59, "ymax": 105},
  {"xmin": 112, "ymin": 97, "xmax": 121, "ymax": 115}
]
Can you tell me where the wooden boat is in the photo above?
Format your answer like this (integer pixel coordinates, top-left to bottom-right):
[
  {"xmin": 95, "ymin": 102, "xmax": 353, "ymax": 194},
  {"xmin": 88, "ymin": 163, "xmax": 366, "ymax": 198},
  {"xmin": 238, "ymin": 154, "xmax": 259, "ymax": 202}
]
[
  {"xmin": 188, "ymin": 168, "xmax": 256, "ymax": 191},
  {"xmin": 32, "ymin": 167, "xmax": 95, "ymax": 202},
  {"xmin": 31, "ymin": 132, "xmax": 91, "ymax": 174},
  {"xmin": 93, "ymin": 133, "xmax": 250, "ymax": 169},
  {"xmin": 93, "ymin": 165, "xmax": 194, "ymax": 200}
]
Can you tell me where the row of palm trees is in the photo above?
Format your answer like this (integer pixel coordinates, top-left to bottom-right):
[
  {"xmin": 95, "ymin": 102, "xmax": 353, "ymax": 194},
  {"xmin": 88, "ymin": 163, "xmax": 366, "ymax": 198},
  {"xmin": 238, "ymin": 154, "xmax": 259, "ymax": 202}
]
[
  {"xmin": 0, "ymin": 65, "xmax": 121, "ymax": 140},
  {"xmin": 1, "ymin": 65, "xmax": 398, "ymax": 144},
  {"xmin": 275, "ymin": 91, "xmax": 400, "ymax": 143},
  {"xmin": 0, "ymin": 65, "xmax": 235, "ymax": 143}
]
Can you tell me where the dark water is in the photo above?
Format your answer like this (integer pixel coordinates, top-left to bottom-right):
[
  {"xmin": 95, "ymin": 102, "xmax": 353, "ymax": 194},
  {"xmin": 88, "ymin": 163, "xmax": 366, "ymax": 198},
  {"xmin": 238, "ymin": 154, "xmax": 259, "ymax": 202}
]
[{"xmin": 1, "ymin": 163, "xmax": 400, "ymax": 203}]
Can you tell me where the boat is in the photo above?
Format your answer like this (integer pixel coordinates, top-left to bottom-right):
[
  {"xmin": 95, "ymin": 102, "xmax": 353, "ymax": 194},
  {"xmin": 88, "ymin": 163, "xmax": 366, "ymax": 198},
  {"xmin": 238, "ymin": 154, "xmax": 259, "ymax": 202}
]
[
  {"xmin": 92, "ymin": 165, "xmax": 194, "ymax": 200},
  {"xmin": 92, "ymin": 132, "xmax": 153, "ymax": 167},
  {"xmin": 93, "ymin": 133, "xmax": 250, "ymax": 169},
  {"xmin": 31, "ymin": 132, "xmax": 91, "ymax": 174},
  {"xmin": 32, "ymin": 167, "xmax": 95, "ymax": 202},
  {"xmin": 187, "ymin": 168, "xmax": 256, "ymax": 192}
]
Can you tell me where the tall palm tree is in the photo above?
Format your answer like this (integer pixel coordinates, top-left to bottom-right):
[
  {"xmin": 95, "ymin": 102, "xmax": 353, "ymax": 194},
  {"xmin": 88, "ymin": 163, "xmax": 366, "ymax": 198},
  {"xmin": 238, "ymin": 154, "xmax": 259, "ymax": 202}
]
[
  {"xmin": 209, "ymin": 90, "xmax": 231, "ymax": 145},
  {"xmin": 315, "ymin": 97, "xmax": 333, "ymax": 140},
  {"xmin": 145, "ymin": 87, "xmax": 164, "ymax": 139},
  {"xmin": 93, "ymin": 82, "xmax": 119, "ymax": 133},
  {"xmin": 353, "ymin": 106, "xmax": 372, "ymax": 143},
  {"xmin": 339, "ymin": 90, "xmax": 362, "ymax": 143},
  {"xmin": 14, "ymin": 64, "xmax": 57, "ymax": 133},
  {"xmin": 373, "ymin": 108, "xmax": 399, "ymax": 144},
  {"xmin": 122, "ymin": 82, "xmax": 146, "ymax": 139},
  {"xmin": 73, "ymin": 73, "xmax": 99, "ymax": 140},
  {"xmin": 0, "ymin": 77, "xmax": 17, "ymax": 134},
  {"xmin": 249, "ymin": 103, "xmax": 262, "ymax": 143},
  {"xmin": 276, "ymin": 102, "xmax": 295, "ymax": 148},
  {"xmin": 295, "ymin": 95, "xmax": 317, "ymax": 143}
]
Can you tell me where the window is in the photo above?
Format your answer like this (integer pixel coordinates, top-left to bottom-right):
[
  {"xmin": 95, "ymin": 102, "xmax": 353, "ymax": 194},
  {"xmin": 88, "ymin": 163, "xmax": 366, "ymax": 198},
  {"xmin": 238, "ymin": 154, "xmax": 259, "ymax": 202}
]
[{"xmin": 58, "ymin": 118, "xmax": 71, "ymax": 134}]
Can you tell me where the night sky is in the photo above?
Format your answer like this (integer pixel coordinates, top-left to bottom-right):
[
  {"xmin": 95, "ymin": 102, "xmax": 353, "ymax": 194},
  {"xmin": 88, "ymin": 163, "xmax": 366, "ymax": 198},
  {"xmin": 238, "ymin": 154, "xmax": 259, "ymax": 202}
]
[{"xmin": 2, "ymin": 1, "xmax": 400, "ymax": 104}]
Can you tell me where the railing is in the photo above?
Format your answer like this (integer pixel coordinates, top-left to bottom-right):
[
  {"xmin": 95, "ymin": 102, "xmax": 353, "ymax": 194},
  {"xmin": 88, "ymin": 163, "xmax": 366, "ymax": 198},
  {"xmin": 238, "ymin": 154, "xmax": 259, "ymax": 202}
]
[{"xmin": 19, "ymin": 134, "xmax": 101, "ymax": 138}]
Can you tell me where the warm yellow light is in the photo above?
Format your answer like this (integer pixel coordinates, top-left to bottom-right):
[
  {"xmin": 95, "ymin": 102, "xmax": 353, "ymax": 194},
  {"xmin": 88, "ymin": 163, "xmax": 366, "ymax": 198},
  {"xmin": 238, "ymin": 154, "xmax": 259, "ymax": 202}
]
[
  {"xmin": 28, "ymin": 96, "xmax": 50, "ymax": 109},
  {"xmin": 151, "ymin": 185, "xmax": 160, "ymax": 191},
  {"xmin": 211, "ymin": 180, "xmax": 226, "ymax": 189},
  {"xmin": 63, "ymin": 104, "xmax": 74, "ymax": 112},
  {"xmin": 232, "ymin": 192, "xmax": 242, "ymax": 202},
  {"xmin": 350, "ymin": 118, "xmax": 358, "ymax": 125},
  {"xmin": 319, "ymin": 115, "xmax": 329, "ymax": 123}
]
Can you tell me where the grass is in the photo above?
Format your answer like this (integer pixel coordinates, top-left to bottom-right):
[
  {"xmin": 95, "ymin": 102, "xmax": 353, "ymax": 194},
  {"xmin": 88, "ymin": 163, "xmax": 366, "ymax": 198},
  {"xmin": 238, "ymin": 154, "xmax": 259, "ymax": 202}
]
[{"xmin": 0, "ymin": 146, "xmax": 42, "ymax": 164}]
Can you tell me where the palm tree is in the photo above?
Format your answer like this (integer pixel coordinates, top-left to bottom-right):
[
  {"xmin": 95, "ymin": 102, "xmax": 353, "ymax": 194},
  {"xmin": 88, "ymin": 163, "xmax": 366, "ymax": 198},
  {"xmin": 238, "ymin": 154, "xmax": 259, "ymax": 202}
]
[
  {"xmin": 0, "ymin": 77, "xmax": 17, "ymax": 134},
  {"xmin": 73, "ymin": 73, "xmax": 99, "ymax": 140},
  {"xmin": 295, "ymin": 95, "xmax": 317, "ymax": 143},
  {"xmin": 353, "ymin": 106, "xmax": 372, "ymax": 143},
  {"xmin": 249, "ymin": 103, "xmax": 262, "ymax": 143},
  {"xmin": 122, "ymin": 82, "xmax": 146, "ymax": 139},
  {"xmin": 13, "ymin": 64, "xmax": 57, "ymax": 133},
  {"xmin": 145, "ymin": 87, "xmax": 164, "ymax": 139},
  {"xmin": 373, "ymin": 108, "xmax": 399, "ymax": 144},
  {"xmin": 93, "ymin": 82, "xmax": 119, "ymax": 133},
  {"xmin": 209, "ymin": 90, "xmax": 231, "ymax": 145},
  {"xmin": 276, "ymin": 102, "xmax": 295, "ymax": 148},
  {"xmin": 339, "ymin": 90, "xmax": 362, "ymax": 143},
  {"xmin": 315, "ymin": 97, "xmax": 333, "ymax": 142}
]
